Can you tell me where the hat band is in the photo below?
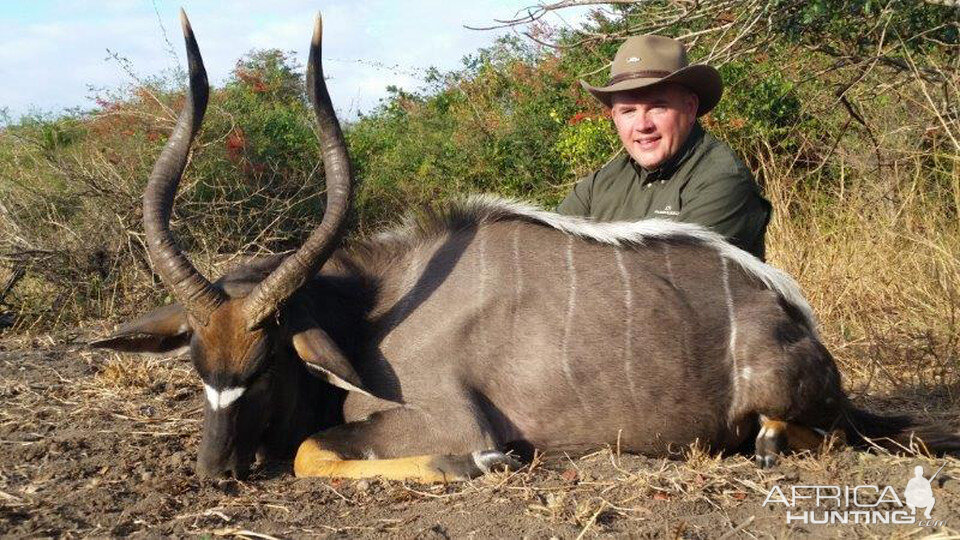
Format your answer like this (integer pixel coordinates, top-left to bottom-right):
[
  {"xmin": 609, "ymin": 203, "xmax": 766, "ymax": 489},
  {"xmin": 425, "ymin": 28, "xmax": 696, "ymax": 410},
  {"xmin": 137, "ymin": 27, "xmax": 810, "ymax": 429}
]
[{"xmin": 606, "ymin": 70, "xmax": 673, "ymax": 86}]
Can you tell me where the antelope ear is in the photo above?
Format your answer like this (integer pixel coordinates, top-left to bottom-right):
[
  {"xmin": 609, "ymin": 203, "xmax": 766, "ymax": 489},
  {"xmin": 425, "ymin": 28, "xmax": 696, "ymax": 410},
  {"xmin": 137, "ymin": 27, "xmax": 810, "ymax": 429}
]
[
  {"xmin": 290, "ymin": 326, "xmax": 372, "ymax": 396},
  {"xmin": 90, "ymin": 303, "xmax": 192, "ymax": 354}
]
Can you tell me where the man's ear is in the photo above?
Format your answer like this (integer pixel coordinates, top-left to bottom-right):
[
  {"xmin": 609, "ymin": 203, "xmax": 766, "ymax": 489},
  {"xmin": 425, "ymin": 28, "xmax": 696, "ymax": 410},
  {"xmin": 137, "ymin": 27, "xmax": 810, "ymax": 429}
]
[
  {"xmin": 290, "ymin": 326, "xmax": 372, "ymax": 396},
  {"xmin": 686, "ymin": 91, "xmax": 699, "ymax": 117},
  {"xmin": 90, "ymin": 303, "xmax": 192, "ymax": 354}
]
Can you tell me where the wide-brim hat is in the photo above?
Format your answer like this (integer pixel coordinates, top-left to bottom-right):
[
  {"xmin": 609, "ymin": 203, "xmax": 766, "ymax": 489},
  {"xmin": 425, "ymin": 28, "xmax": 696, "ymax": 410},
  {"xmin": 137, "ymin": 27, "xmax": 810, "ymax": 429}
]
[{"xmin": 580, "ymin": 35, "xmax": 722, "ymax": 116}]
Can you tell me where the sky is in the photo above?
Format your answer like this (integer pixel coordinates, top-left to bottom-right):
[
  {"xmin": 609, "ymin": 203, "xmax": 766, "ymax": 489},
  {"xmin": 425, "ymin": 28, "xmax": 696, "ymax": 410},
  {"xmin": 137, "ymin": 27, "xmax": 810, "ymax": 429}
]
[{"xmin": 0, "ymin": 0, "xmax": 592, "ymax": 123}]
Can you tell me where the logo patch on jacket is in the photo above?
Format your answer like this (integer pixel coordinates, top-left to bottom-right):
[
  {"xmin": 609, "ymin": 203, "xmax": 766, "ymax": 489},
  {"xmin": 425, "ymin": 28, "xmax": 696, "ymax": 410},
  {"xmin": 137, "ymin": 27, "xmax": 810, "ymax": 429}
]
[{"xmin": 654, "ymin": 205, "xmax": 680, "ymax": 217}]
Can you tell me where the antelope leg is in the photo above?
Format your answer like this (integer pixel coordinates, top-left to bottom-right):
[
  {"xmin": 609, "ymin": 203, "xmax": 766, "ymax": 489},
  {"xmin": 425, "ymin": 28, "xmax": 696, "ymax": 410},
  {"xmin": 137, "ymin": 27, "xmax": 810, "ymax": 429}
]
[
  {"xmin": 294, "ymin": 439, "xmax": 519, "ymax": 482},
  {"xmin": 755, "ymin": 415, "xmax": 826, "ymax": 468},
  {"xmin": 293, "ymin": 407, "xmax": 521, "ymax": 482}
]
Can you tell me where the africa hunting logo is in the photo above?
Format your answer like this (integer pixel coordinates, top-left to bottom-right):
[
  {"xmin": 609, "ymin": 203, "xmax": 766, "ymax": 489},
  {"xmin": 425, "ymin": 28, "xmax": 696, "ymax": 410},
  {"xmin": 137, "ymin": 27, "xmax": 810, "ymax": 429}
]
[{"xmin": 762, "ymin": 463, "xmax": 946, "ymax": 527}]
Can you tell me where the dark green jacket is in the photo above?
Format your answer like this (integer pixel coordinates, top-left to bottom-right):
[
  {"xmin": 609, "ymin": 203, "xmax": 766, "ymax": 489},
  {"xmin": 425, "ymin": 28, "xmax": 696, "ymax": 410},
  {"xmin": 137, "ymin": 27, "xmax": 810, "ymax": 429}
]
[{"xmin": 557, "ymin": 124, "xmax": 771, "ymax": 259}]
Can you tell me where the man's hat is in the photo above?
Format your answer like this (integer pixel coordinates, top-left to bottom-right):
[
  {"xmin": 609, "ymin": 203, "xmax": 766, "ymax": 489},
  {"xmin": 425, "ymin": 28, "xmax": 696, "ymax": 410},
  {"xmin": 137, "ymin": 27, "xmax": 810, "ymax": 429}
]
[{"xmin": 580, "ymin": 35, "xmax": 722, "ymax": 116}]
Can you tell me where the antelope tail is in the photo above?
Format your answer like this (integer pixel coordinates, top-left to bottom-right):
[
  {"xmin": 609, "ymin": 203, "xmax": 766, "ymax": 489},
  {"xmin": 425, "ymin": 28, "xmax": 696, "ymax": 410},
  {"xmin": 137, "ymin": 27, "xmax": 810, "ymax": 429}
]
[{"xmin": 841, "ymin": 406, "xmax": 960, "ymax": 455}]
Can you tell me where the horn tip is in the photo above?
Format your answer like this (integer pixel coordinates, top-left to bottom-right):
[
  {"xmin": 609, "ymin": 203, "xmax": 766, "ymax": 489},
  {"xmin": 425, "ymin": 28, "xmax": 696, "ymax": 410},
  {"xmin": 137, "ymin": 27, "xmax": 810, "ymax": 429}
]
[
  {"xmin": 180, "ymin": 8, "xmax": 192, "ymax": 36},
  {"xmin": 312, "ymin": 12, "xmax": 323, "ymax": 47}
]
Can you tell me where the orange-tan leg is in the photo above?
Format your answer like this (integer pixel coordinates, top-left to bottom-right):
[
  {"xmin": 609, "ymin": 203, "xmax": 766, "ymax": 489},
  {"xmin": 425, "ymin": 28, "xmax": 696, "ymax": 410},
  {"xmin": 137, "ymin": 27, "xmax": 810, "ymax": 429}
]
[
  {"xmin": 294, "ymin": 437, "xmax": 520, "ymax": 482},
  {"xmin": 755, "ymin": 416, "xmax": 827, "ymax": 467}
]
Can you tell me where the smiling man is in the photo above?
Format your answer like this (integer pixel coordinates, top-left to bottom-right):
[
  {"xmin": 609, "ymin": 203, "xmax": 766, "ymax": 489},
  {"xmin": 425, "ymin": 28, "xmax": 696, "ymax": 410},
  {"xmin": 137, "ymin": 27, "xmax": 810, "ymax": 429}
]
[{"xmin": 558, "ymin": 35, "xmax": 771, "ymax": 259}]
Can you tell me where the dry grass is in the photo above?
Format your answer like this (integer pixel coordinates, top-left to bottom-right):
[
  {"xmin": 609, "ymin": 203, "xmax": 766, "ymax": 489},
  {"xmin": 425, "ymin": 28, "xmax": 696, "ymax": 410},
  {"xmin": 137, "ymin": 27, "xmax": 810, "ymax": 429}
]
[
  {"xmin": 3, "ymin": 341, "xmax": 960, "ymax": 537},
  {"xmin": 771, "ymin": 178, "xmax": 957, "ymax": 388},
  {"xmin": 760, "ymin": 86, "xmax": 960, "ymax": 400}
]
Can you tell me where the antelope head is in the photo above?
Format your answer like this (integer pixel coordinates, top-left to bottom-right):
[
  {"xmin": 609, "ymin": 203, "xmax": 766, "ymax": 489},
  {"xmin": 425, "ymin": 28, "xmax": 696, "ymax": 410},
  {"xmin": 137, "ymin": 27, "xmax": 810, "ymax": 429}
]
[{"xmin": 92, "ymin": 11, "xmax": 366, "ymax": 478}]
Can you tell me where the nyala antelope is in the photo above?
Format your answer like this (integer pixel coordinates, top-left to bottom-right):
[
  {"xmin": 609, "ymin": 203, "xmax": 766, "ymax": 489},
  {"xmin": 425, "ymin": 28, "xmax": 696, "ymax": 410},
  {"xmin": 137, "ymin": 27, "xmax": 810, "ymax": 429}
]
[{"xmin": 93, "ymin": 12, "xmax": 958, "ymax": 481}]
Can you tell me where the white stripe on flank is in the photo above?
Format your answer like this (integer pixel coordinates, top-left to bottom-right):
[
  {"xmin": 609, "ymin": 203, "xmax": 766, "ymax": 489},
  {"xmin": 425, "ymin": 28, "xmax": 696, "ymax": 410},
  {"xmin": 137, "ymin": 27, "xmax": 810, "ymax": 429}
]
[
  {"xmin": 478, "ymin": 228, "xmax": 488, "ymax": 289},
  {"xmin": 615, "ymin": 249, "xmax": 637, "ymax": 400},
  {"xmin": 662, "ymin": 242, "xmax": 675, "ymax": 284},
  {"xmin": 512, "ymin": 224, "xmax": 522, "ymax": 339},
  {"xmin": 203, "ymin": 383, "xmax": 246, "ymax": 411},
  {"xmin": 721, "ymin": 257, "xmax": 738, "ymax": 353},
  {"xmin": 721, "ymin": 256, "xmax": 740, "ymax": 418},
  {"xmin": 478, "ymin": 229, "xmax": 488, "ymax": 351},
  {"xmin": 454, "ymin": 195, "xmax": 818, "ymax": 333},
  {"xmin": 561, "ymin": 237, "xmax": 590, "ymax": 411}
]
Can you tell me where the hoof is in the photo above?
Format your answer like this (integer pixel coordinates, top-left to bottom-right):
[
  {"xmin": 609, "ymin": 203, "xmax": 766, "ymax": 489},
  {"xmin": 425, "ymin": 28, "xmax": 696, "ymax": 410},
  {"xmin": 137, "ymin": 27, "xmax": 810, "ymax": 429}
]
[
  {"xmin": 755, "ymin": 453, "xmax": 779, "ymax": 468},
  {"xmin": 430, "ymin": 450, "xmax": 523, "ymax": 481},
  {"xmin": 754, "ymin": 417, "xmax": 787, "ymax": 469},
  {"xmin": 471, "ymin": 450, "xmax": 523, "ymax": 475}
]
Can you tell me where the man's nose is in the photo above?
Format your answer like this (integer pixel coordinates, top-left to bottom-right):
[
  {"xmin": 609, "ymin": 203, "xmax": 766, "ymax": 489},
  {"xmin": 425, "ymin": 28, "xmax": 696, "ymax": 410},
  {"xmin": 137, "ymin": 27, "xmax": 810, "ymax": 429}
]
[{"xmin": 634, "ymin": 112, "xmax": 655, "ymax": 132}]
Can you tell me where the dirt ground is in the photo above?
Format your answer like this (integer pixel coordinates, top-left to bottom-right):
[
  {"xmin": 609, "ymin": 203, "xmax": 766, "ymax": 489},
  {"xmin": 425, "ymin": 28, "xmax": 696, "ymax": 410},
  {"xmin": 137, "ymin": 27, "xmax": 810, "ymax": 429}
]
[{"xmin": 2, "ymin": 334, "xmax": 959, "ymax": 539}]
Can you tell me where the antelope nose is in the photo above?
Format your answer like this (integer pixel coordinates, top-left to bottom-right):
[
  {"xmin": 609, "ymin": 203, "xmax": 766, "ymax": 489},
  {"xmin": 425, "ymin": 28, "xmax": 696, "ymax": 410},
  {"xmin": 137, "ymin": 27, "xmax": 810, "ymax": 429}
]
[{"xmin": 196, "ymin": 458, "xmax": 250, "ymax": 480}]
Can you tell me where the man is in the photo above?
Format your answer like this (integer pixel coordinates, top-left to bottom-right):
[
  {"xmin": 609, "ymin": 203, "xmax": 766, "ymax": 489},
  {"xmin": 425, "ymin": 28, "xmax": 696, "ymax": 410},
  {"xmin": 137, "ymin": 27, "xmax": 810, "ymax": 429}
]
[{"xmin": 558, "ymin": 35, "xmax": 771, "ymax": 259}]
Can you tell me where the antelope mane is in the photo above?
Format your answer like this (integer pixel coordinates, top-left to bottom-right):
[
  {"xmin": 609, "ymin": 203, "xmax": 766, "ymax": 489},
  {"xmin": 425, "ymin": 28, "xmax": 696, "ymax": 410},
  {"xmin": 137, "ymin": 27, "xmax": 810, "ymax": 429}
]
[{"xmin": 359, "ymin": 194, "xmax": 817, "ymax": 330}]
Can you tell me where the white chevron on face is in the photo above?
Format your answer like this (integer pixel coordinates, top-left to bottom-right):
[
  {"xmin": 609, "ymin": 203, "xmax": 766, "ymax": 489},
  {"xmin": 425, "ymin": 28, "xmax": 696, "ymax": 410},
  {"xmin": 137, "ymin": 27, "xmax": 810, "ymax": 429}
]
[{"xmin": 203, "ymin": 383, "xmax": 246, "ymax": 411}]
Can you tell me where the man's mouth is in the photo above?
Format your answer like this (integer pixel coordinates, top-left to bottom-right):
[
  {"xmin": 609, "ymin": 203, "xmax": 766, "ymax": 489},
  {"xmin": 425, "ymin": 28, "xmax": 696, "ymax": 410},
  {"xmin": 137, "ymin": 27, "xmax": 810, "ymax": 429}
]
[{"xmin": 634, "ymin": 136, "xmax": 660, "ymax": 150}]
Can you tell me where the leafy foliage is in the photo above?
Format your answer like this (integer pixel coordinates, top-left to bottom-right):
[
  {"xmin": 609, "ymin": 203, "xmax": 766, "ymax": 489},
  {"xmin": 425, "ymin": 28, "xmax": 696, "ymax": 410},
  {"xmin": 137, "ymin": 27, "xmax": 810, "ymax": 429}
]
[
  {"xmin": 770, "ymin": 0, "xmax": 958, "ymax": 54},
  {"xmin": 0, "ymin": 0, "xmax": 958, "ymax": 346}
]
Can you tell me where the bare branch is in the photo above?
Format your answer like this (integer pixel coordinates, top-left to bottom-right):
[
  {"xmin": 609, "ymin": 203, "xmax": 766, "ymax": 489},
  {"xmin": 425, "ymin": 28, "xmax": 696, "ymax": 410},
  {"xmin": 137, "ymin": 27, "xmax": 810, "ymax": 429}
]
[{"xmin": 464, "ymin": 0, "xmax": 639, "ymax": 31}]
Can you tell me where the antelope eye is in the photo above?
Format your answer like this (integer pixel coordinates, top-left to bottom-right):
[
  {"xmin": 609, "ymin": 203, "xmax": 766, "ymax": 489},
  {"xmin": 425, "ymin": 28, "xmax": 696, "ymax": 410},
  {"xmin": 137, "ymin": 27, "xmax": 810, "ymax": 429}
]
[
  {"xmin": 242, "ymin": 357, "xmax": 273, "ymax": 388},
  {"xmin": 239, "ymin": 340, "xmax": 271, "ymax": 381}
]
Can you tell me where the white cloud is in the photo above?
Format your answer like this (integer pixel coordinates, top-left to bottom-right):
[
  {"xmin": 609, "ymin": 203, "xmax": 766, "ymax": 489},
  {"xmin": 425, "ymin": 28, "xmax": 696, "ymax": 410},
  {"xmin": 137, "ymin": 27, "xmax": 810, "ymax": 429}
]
[{"xmin": 0, "ymin": 0, "xmax": 594, "ymax": 122}]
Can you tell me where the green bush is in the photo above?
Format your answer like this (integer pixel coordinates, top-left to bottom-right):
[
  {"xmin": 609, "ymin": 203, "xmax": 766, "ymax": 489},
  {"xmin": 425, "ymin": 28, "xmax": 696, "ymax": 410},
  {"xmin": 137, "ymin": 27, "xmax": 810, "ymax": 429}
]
[
  {"xmin": 1, "ymin": 0, "xmax": 957, "ymax": 335},
  {"xmin": 553, "ymin": 113, "xmax": 620, "ymax": 178},
  {"xmin": 708, "ymin": 60, "xmax": 805, "ymax": 152}
]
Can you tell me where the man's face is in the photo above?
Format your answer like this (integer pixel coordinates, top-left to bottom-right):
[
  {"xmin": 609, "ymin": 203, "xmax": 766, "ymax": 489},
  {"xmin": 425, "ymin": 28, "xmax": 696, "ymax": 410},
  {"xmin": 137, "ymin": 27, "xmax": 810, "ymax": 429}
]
[{"xmin": 610, "ymin": 84, "xmax": 699, "ymax": 170}]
